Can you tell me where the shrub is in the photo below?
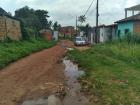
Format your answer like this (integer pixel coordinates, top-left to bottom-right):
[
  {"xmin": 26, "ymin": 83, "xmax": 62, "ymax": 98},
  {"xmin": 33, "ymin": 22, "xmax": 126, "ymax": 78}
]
[
  {"xmin": 0, "ymin": 39, "xmax": 56, "ymax": 69},
  {"xmin": 125, "ymin": 33, "xmax": 140, "ymax": 44}
]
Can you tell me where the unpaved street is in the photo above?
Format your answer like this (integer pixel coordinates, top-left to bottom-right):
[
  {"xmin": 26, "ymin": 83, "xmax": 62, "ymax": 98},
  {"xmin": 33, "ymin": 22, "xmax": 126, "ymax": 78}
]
[{"xmin": 0, "ymin": 41, "xmax": 73, "ymax": 105}]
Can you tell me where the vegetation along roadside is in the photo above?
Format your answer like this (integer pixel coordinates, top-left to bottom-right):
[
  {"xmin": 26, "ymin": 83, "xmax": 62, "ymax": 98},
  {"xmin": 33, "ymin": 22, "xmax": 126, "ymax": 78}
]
[
  {"xmin": 0, "ymin": 39, "xmax": 56, "ymax": 69},
  {"xmin": 68, "ymin": 40, "xmax": 140, "ymax": 105}
]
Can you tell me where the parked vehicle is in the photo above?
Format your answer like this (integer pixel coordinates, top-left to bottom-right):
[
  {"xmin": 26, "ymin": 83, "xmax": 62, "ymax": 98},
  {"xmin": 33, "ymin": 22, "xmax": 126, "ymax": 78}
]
[{"xmin": 74, "ymin": 36, "xmax": 87, "ymax": 46}]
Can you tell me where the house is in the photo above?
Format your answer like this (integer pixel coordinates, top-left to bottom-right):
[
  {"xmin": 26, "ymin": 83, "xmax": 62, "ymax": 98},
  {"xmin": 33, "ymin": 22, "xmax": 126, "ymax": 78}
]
[
  {"xmin": 115, "ymin": 4, "xmax": 140, "ymax": 38},
  {"xmin": 39, "ymin": 29, "xmax": 53, "ymax": 41},
  {"xmin": 105, "ymin": 24, "xmax": 117, "ymax": 40},
  {"xmin": 88, "ymin": 24, "xmax": 117, "ymax": 44},
  {"xmin": 60, "ymin": 26, "xmax": 75, "ymax": 37},
  {"xmin": 0, "ymin": 7, "xmax": 22, "ymax": 41},
  {"xmin": 125, "ymin": 4, "xmax": 140, "ymax": 18},
  {"xmin": 115, "ymin": 14, "xmax": 140, "ymax": 38}
]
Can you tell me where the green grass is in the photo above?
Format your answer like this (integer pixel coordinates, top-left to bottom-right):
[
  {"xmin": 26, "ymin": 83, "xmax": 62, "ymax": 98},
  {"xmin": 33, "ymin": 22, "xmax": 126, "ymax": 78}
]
[
  {"xmin": 0, "ymin": 39, "xmax": 56, "ymax": 69},
  {"xmin": 68, "ymin": 41, "xmax": 140, "ymax": 105}
]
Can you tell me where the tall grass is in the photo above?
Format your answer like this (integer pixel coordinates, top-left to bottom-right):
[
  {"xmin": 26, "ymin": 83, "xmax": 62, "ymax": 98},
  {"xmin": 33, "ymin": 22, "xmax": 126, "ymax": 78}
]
[
  {"xmin": 0, "ymin": 39, "xmax": 56, "ymax": 69},
  {"xmin": 68, "ymin": 41, "xmax": 140, "ymax": 105}
]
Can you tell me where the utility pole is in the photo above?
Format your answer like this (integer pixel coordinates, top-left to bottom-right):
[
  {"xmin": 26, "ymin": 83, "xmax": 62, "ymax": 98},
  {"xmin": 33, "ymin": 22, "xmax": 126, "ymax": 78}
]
[
  {"xmin": 95, "ymin": 0, "xmax": 99, "ymax": 43},
  {"xmin": 76, "ymin": 16, "xmax": 78, "ymax": 36}
]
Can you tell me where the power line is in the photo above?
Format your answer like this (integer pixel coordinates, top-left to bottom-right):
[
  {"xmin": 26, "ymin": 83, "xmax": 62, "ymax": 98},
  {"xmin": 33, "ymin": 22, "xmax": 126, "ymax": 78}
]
[{"xmin": 84, "ymin": 0, "xmax": 95, "ymax": 16}]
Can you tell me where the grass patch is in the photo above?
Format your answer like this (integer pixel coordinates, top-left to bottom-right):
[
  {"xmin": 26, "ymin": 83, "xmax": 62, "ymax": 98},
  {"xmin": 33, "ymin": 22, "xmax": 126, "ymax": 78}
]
[
  {"xmin": 0, "ymin": 39, "xmax": 56, "ymax": 69},
  {"xmin": 68, "ymin": 41, "xmax": 140, "ymax": 105}
]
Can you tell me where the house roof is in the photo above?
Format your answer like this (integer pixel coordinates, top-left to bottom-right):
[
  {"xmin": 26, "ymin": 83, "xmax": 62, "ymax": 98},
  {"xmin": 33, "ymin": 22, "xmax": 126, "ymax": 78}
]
[
  {"xmin": 125, "ymin": 4, "xmax": 140, "ymax": 11},
  {"xmin": 61, "ymin": 26, "xmax": 74, "ymax": 28},
  {"xmin": 0, "ymin": 7, "xmax": 19, "ymax": 21},
  {"xmin": 0, "ymin": 7, "xmax": 10, "ymax": 16},
  {"xmin": 106, "ymin": 24, "xmax": 117, "ymax": 27},
  {"xmin": 115, "ymin": 13, "xmax": 140, "ymax": 23}
]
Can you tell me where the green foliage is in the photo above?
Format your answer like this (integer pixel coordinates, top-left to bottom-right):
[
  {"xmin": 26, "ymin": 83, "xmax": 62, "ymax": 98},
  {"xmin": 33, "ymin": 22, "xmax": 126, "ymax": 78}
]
[
  {"xmin": 78, "ymin": 15, "xmax": 86, "ymax": 23},
  {"xmin": 15, "ymin": 6, "xmax": 50, "ymax": 39},
  {"xmin": 0, "ymin": 39, "xmax": 56, "ymax": 69},
  {"xmin": 53, "ymin": 21, "xmax": 61, "ymax": 31},
  {"xmin": 125, "ymin": 33, "xmax": 140, "ymax": 44},
  {"xmin": 68, "ymin": 42, "xmax": 140, "ymax": 105}
]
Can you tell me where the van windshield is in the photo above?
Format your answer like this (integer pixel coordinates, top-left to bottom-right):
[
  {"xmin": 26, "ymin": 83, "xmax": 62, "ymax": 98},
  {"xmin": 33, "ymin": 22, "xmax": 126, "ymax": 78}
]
[{"xmin": 76, "ymin": 37, "xmax": 83, "ymax": 41}]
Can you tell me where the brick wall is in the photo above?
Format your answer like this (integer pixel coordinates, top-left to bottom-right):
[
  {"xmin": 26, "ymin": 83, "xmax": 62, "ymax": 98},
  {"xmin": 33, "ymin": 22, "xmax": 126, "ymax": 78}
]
[
  {"xmin": 134, "ymin": 21, "xmax": 140, "ymax": 34},
  {"xmin": 0, "ymin": 16, "xmax": 22, "ymax": 41},
  {"xmin": 0, "ymin": 16, "xmax": 6, "ymax": 40},
  {"xmin": 6, "ymin": 17, "xmax": 22, "ymax": 41}
]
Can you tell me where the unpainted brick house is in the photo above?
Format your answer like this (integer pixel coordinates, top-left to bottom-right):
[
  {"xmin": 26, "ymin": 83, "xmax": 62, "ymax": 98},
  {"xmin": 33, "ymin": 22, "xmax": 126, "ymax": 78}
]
[
  {"xmin": 60, "ymin": 26, "xmax": 76, "ymax": 37},
  {"xmin": 0, "ymin": 7, "xmax": 22, "ymax": 41}
]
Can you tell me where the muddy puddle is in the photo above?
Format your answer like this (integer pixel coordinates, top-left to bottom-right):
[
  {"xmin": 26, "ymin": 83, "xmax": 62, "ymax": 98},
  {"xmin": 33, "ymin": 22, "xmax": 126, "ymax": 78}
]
[
  {"xmin": 63, "ymin": 58, "xmax": 89, "ymax": 105},
  {"xmin": 21, "ymin": 58, "xmax": 89, "ymax": 105}
]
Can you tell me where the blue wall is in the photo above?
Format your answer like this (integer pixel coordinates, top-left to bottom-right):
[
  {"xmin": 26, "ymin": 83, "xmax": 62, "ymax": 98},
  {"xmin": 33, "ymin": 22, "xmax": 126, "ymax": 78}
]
[{"xmin": 117, "ymin": 21, "xmax": 134, "ymax": 38}]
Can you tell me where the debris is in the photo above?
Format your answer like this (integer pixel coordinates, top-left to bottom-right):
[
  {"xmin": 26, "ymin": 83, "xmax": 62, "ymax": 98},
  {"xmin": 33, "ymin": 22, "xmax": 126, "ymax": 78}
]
[
  {"xmin": 66, "ymin": 48, "xmax": 74, "ymax": 51},
  {"xmin": 48, "ymin": 95, "xmax": 62, "ymax": 105}
]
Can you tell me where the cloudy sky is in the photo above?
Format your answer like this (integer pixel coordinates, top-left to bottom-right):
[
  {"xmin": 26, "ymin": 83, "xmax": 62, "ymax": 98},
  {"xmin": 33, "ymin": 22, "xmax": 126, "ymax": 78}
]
[{"xmin": 0, "ymin": 0, "xmax": 140, "ymax": 26}]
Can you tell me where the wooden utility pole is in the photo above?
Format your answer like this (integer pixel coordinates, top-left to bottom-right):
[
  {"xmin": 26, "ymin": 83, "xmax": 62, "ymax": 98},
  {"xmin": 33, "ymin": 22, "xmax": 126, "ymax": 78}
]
[
  {"xmin": 76, "ymin": 16, "xmax": 78, "ymax": 36},
  {"xmin": 95, "ymin": 0, "xmax": 99, "ymax": 43}
]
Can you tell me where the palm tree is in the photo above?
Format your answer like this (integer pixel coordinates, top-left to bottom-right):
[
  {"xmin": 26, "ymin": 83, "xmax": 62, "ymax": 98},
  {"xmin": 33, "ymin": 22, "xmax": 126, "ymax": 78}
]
[{"xmin": 78, "ymin": 15, "xmax": 86, "ymax": 23}]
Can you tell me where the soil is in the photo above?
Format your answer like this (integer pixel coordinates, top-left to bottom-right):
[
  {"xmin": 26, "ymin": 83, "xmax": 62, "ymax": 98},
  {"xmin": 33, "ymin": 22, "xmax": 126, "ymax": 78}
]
[
  {"xmin": 0, "ymin": 40, "xmax": 90, "ymax": 105},
  {"xmin": 0, "ymin": 40, "xmax": 73, "ymax": 105}
]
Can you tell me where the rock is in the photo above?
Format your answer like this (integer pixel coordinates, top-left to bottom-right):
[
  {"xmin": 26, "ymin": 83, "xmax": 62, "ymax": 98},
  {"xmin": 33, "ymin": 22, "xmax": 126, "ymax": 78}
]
[{"xmin": 48, "ymin": 95, "xmax": 62, "ymax": 105}]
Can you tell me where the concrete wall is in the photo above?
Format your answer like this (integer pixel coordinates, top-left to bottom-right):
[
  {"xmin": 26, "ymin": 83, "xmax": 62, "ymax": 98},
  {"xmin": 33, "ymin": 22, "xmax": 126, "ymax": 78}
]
[
  {"xmin": 117, "ymin": 21, "xmax": 134, "ymax": 38},
  {"xmin": 6, "ymin": 17, "xmax": 22, "ymax": 41},
  {"xmin": 99, "ymin": 27, "xmax": 110, "ymax": 43}
]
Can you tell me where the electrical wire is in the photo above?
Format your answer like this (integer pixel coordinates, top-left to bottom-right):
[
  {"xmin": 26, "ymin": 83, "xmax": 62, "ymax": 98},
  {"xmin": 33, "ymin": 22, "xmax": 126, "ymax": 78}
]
[{"xmin": 84, "ymin": 0, "xmax": 95, "ymax": 16}]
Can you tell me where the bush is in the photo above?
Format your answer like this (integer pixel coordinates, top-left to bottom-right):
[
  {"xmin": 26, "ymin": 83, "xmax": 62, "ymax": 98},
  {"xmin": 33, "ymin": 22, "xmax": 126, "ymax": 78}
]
[
  {"xmin": 125, "ymin": 33, "xmax": 140, "ymax": 44},
  {"xmin": 0, "ymin": 39, "xmax": 56, "ymax": 69}
]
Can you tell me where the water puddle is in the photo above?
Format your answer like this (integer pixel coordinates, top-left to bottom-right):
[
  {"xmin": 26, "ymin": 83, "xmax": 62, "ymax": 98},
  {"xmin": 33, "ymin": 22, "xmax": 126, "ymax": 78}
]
[
  {"xmin": 21, "ymin": 58, "xmax": 88, "ymax": 105},
  {"xmin": 63, "ymin": 58, "xmax": 89, "ymax": 105}
]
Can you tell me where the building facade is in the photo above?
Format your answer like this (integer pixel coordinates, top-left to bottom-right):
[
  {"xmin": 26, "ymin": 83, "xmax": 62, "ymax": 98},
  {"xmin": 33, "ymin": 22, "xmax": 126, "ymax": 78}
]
[
  {"xmin": 88, "ymin": 24, "xmax": 117, "ymax": 44},
  {"xmin": 116, "ymin": 14, "xmax": 140, "ymax": 38},
  {"xmin": 60, "ymin": 26, "xmax": 75, "ymax": 37},
  {"xmin": 0, "ymin": 8, "xmax": 22, "ymax": 41}
]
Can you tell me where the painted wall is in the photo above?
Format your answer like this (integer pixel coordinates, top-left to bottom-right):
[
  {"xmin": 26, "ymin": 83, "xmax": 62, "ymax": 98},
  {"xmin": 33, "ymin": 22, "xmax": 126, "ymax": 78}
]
[
  {"xmin": 99, "ymin": 27, "xmax": 110, "ymax": 43},
  {"xmin": 117, "ymin": 21, "xmax": 134, "ymax": 38}
]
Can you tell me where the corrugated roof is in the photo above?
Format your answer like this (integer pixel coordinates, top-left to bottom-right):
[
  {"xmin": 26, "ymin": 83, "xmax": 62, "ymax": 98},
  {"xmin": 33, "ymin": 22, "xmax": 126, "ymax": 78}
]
[
  {"xmin": 115, "ymin": 13, "xmax": 140, "ymax": 23},
  {"xmin": 126, "ymin": 4, "xmax": 140, "ymax": 11}
]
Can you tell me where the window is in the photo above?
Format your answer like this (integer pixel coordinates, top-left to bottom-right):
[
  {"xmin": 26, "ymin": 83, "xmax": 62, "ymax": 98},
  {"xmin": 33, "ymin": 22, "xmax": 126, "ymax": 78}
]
[{"xmin": 125, "ymin": 29, "xmax": 129, "ymax": 34}]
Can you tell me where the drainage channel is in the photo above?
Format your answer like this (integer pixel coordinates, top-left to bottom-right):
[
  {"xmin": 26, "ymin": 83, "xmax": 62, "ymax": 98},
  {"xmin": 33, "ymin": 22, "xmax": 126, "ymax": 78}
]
[{"xmin": 22, "ymin": 58, "xmax": 89, "ymax": 105}]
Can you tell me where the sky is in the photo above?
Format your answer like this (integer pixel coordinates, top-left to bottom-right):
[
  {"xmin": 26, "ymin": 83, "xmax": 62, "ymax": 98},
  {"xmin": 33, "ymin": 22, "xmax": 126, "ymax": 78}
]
[{"xmin": 0, "ymin": 0, "xmax": 140, "ymax": 27}]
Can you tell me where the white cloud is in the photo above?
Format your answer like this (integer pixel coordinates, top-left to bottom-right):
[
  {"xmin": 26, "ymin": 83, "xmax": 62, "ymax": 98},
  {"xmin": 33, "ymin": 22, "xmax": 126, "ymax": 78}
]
[{"xmin": 0, "ymin": 0, "xmax": 140, "ymax": 26}]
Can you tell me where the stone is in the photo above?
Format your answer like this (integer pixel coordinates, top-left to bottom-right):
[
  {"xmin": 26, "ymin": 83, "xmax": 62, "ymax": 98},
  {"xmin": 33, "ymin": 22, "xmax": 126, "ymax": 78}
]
[{"xmin": 48, "ymin": 95, "xmax": 62, "ymax": 105}]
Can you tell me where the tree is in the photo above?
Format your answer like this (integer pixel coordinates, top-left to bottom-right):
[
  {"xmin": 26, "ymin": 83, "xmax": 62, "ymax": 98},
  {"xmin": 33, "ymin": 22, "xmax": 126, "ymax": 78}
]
[
  {"xmin": 58, "ymin": 24, "xmax": 61, "ymax": 31},
  {"xmin": 78, "ymin": 23, "xmax": 91, "ymax": 36},
  {"xmin": 35, "ymin": 10, "xmax": 50, "ymax": 29},
  {"xmin": 53, "ymin": 21, "xmax": 58, "ymax": 31},
  {"xmin": 14, "ymin": 6, "xmax": 50, "ymax": 39},
  {"xmin": 48, "ymin": 21, "xmax": 53, "ymax": 29},
  {"xmin": 78, "ymin": 15, "xmax": 86, "ymax": 23}
]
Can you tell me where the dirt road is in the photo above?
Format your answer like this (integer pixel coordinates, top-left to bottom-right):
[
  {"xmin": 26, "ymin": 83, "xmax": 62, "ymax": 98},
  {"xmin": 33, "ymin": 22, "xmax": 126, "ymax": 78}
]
[{"xmin": 0, "ymin": 40, "xmax": 73, "ymax": 105}]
